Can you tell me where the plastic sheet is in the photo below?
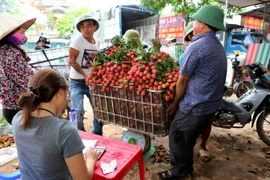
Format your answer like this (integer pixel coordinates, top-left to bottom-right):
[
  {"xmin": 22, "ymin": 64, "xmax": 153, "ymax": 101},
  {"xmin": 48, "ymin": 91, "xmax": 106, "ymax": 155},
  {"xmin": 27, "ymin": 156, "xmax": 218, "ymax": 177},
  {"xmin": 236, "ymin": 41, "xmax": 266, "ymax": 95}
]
[
  {"xmin": 0, "ymin": 146, "xmax": 17, "ymax": 166},
  {"xmin": 0, "ymin": 123, "xmax": 12, "ymax": 136}
]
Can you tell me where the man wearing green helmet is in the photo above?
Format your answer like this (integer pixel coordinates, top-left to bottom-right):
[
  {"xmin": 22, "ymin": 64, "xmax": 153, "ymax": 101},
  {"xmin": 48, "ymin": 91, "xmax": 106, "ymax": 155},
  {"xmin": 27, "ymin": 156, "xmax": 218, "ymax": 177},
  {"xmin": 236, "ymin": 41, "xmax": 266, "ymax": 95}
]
[
  {"xmin": 180, "ymin": 21, "xmax": 212, "ymax": 163},
  {"xmin": 179, "ymin": 21, "xmax": 194, "ymax": 67},
  {"xmin": 68, "ymin": 14, "xmax": 103, "ymax": 134},
  {"xmin": 123, "ymin": 29, "xmax": 141, "ymax": 42},
  {"xmin": 123, "ymin": 29, "xmax": 149, "ymax": 50},
  {"xmin": 158, "ymin": 5, "xmax": 227, "ymax": 179}
]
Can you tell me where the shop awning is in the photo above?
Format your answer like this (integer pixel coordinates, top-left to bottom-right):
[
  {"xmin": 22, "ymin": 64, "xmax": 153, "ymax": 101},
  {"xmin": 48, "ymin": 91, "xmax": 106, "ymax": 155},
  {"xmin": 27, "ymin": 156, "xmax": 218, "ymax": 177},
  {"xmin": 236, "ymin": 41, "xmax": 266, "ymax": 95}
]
[
  {"xmin": 218, "ymin": 0, "xmax": 269, "ymax": 8},
  {"xmin": 240, "ymin": 4, "xmax": 270, "ymax": 22}
]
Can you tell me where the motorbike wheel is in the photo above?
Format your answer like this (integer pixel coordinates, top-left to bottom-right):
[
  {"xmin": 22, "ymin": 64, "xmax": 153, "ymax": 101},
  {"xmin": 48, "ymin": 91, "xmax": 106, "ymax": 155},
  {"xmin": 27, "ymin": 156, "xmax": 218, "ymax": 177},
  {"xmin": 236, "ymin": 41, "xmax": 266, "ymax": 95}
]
[
  {"xmin": 234, "ymin": 81, "xmax": 253, "ymax": 98},
  {"xmin": 256, "ymin": 111, "xmax": 270, "ymax": 146}
]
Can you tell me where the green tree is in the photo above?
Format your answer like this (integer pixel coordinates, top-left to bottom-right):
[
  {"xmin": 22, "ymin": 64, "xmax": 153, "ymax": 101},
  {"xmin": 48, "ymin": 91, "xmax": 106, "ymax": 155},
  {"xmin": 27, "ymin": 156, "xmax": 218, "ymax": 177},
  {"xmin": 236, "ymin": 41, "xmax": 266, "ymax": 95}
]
[
  {"xmin": 140, "ymin": 0, "xmax": 243, "ymax": 23},
  {"xmin": 47, "ymin": 11, "xmax": 55, "ymax": 25},
  {"xmin": 1, "ymin": 0, "xmax": 23, "ymax": 15},
  {"xmin": 56, "ymin": 7, "xmax": 91, "ymax": 37}
]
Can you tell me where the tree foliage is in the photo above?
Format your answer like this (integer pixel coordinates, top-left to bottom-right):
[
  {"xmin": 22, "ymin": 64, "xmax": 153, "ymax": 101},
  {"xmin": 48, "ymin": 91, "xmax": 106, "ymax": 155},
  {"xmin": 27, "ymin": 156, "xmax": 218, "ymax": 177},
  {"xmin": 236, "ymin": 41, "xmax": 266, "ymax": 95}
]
[
  {"xmin": 1, "ymin": 0, "xmax": 23, "ymax": 15},
  {"xmin": 47, "ymin": 11, "xmax": 55, "ymax": 25},
  {"xmin": 140, "ymin": 0, "xmax": 243, "ymax": 23},
  {"xmin": 55, "ymin": 7, "xmax": 91, "ymax": 37}
]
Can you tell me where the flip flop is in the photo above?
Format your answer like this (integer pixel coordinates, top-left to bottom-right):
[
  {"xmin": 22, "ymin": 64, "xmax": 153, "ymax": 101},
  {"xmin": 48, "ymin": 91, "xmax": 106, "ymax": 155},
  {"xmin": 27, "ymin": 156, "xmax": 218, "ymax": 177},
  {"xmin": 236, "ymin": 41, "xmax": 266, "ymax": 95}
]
[
  {"xmin": 156, "ymin": 169, "xmax": 179, "ymax": 180},
  {"xmin": 156, "ymin": 168, "xmax": 188, "ymax": 180},
  {"xmin": 199, "ymin": 149, "xmax": 210, "ymax": 162}
]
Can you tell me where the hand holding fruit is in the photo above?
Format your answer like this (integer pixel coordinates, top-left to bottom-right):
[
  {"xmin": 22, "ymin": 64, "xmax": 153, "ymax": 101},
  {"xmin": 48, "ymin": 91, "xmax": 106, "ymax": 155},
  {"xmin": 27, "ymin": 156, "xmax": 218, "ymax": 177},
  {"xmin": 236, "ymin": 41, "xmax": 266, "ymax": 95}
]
[
  {"xmin": 85, "ymin": 72, "xmax": 93, "ymax": 86},
  {"xmin": 85, "ymin": 75, "xmax": 91, "ymax": 86}
]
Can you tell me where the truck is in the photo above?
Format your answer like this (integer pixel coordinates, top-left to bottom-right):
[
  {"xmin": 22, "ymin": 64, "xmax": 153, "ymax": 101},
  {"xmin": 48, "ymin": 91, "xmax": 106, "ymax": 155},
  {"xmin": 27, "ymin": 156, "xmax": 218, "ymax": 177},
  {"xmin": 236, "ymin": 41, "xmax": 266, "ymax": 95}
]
[
  {"xmin": 72, "ymin": 4, "xmax": 159, "ymax": 49},
  {"xmin": 217, "ymin": 24, "xmax": 268, "ymax": 60}
]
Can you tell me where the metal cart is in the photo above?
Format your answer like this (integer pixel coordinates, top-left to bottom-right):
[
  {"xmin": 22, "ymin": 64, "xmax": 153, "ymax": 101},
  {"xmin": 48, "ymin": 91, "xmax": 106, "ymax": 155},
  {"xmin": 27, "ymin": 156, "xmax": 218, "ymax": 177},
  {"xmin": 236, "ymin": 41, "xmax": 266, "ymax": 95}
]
[
  {"xmin": 89, "ymin": 84, "xmax": 174, "ymax": 157},
  {"xmin": 28, "ymin": 47, "xmax": 70, "ymax": 80},
  {"xmin": 27, "ymin": 47, "xmax": 71, "ymax": 117}
]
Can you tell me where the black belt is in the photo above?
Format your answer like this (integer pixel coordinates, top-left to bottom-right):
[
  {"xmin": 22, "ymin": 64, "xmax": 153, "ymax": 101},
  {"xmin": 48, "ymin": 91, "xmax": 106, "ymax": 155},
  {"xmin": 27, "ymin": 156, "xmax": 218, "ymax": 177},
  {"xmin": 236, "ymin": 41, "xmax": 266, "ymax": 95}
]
[{"xmin": 70, "ymin": 78, "xmax": 85, "ymax": 83}]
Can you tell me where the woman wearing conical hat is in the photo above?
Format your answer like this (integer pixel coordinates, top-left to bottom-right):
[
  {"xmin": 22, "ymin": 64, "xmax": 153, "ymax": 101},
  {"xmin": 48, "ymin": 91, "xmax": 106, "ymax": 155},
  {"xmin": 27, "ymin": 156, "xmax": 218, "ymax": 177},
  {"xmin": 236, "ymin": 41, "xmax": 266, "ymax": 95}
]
[{"xmin": 0, "ymin": 14, "xmax": 36, "ymax": 124}]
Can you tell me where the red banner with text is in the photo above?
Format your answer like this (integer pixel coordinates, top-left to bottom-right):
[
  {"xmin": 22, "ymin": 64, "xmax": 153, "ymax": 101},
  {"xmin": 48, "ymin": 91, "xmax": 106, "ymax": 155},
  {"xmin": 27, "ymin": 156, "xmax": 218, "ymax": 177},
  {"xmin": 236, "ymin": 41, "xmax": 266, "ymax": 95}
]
[
  {"xmin": 243, "ymin": 16, "xmax": 263, "ymax": 30},
  {"xmin": 159, "ymin": 14, "xmax": 185, "ymax": 44},
  {"xmin": 268, "ymin": 21, "xmax": 270, "ymax": 34}
]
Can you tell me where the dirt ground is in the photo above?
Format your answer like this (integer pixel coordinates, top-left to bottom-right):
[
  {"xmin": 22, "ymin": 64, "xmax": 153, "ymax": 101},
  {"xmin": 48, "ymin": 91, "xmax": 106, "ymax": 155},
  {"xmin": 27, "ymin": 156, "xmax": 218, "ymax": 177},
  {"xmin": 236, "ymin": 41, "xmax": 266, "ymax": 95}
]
[{"xmin": 1, "ymin": 97, "xmax": 270, "ymax": 180}]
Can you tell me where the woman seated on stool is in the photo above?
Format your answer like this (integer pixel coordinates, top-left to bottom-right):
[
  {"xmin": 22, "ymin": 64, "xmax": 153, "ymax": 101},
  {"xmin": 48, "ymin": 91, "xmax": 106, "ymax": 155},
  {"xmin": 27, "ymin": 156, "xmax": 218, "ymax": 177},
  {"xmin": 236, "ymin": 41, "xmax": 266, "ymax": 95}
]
[{"xmin": 12, "ymin": 68, "xmax": 100, "ymax": 180}]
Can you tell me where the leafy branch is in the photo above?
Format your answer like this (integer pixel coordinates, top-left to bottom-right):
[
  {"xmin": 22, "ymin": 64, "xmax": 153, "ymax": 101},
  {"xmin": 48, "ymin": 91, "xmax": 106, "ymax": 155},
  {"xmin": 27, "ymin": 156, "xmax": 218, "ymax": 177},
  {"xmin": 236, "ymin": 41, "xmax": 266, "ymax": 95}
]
[{"xmin": 140, "ymin": 0, "xmax": 243, "ymax": 23}]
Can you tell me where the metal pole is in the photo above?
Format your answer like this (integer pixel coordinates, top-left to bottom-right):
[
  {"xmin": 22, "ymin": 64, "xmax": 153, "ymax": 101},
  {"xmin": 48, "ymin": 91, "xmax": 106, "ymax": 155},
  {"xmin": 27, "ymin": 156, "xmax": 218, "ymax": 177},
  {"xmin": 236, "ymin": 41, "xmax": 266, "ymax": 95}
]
[
  {"xmin": 221, "ymin": 0, "xmax": 228, "ymax": 49},
  {"xmin": 224, "ymin": 0, "xmax": 228, "ymax": 25},
  {"xmin": 263, "ymin": 4, "xmax": 266, "ymax": 35}
]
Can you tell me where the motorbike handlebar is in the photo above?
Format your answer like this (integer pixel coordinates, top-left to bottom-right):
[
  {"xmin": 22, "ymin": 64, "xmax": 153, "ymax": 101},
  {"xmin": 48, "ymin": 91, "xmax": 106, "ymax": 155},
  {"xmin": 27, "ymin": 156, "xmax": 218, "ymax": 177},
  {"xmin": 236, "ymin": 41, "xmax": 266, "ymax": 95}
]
[{"xmin": 228, "ymin": 54, "xmax": 240, "ymax": 68}]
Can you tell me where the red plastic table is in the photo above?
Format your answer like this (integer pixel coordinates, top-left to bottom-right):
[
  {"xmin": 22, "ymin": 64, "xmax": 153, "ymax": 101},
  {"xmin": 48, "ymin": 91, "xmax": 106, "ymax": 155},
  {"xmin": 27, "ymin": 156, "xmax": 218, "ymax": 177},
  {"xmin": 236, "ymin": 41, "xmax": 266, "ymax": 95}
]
[{"xmin": 79, "ymin": 131, "xmax": 145, "ymax": 180}]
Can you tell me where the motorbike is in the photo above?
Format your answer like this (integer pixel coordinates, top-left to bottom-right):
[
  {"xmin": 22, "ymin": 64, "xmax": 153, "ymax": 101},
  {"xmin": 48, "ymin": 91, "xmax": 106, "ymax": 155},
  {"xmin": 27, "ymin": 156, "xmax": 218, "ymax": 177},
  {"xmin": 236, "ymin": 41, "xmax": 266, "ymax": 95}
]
[
  {"xmin": 225, "ymin": 54, "xmax": 253, "ymax": 98},
  {"xmin": 213, "ymin": 62, "xmax": 270, "ymax": 146}
]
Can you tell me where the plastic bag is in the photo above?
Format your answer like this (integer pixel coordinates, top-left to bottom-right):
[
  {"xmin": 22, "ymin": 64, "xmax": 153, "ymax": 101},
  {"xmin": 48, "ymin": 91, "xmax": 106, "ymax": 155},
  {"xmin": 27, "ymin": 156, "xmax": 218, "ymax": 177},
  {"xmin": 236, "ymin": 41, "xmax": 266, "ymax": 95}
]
[
  {"xmin": 0, "ymin": 123, "xmax": 13, "ymax": 136},
  {"xmin": 0, "ymin": 146, "xmax": 17, "ymax": 166}
]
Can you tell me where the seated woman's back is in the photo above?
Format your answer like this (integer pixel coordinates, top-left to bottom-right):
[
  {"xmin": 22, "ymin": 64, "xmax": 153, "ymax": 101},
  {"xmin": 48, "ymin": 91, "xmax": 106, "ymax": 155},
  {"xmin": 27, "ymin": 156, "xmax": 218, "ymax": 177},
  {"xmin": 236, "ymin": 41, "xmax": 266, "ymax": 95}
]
[
  {"xmin": 13, "ymin": 111, "xmax": 83, "ymax": 180},
  {"xmin": 12, "ymin": 68, "xmax": 100, "ymax": 180}
]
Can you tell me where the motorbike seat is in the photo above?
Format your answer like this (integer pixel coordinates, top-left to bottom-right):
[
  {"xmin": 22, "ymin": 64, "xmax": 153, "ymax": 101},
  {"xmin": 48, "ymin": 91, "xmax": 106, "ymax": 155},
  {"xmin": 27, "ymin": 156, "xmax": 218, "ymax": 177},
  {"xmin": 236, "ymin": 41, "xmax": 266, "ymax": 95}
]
[{"xmin": 261, "ymin": 74, "xmax": 270, "ymax": 85}]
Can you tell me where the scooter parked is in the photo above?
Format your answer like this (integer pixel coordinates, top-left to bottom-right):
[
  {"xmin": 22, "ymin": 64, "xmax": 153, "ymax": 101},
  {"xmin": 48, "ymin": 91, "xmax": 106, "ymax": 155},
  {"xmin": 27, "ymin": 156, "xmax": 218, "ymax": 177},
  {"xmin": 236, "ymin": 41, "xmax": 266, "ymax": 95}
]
[
  {"xmin": 224, "ymin": 54, "xmax": 253, "ymax": 98},
  {"xmin": 214, "ymin": 62, "xmax": 270, "ymax": 146}
]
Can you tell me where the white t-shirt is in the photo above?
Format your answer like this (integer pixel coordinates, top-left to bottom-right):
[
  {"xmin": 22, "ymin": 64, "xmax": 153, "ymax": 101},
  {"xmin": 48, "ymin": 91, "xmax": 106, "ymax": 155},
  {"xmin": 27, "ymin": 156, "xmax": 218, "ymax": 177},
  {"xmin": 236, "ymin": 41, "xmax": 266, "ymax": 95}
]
[{"xmin": 69, "ymin": 34, "xmax": 100, "ymax": 79}]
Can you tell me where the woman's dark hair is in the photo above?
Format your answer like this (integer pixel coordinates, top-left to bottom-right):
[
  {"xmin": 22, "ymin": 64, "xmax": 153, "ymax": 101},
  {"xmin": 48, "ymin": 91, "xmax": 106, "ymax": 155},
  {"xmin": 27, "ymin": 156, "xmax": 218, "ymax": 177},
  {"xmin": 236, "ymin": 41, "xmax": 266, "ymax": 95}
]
[{"xmin": 17, "ymin": 69, "xmax": 68, "ymax": 129}]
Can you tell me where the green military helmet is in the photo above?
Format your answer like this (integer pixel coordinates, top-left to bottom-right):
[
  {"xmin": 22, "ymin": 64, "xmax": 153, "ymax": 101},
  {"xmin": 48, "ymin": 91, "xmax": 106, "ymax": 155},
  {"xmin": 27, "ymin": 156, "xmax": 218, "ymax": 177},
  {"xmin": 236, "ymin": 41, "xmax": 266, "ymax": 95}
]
[
  {"xmin": 123, "ymin": 29, "xmax": 141, "ymax": 42},
  {"xmin": 76, "ymin": 14, "xmax": 99, "ymax": 32},
  {"xmin": 192, "ymin": 5, "xmax": 225, "ymax": 31},
  {"xmin": 184, "ymin": 21, "xmax": 194, "ymax": 42}
]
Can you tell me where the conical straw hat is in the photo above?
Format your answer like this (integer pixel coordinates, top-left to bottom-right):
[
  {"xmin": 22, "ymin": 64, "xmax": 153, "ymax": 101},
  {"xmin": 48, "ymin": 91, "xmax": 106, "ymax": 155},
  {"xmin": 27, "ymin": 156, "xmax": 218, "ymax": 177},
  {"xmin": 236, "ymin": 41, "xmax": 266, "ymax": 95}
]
[{"xmin": 0, "ymin": 14, "xmax": 36, "ymax": 41}]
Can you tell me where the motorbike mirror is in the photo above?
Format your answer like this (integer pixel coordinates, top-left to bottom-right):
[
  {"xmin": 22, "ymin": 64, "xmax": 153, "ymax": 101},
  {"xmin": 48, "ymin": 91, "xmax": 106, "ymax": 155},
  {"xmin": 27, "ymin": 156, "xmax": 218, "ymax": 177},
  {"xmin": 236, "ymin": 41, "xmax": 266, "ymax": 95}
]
[
  {"xmin": 252, "ymin": 63, "xmax": 267, "ymax": 78},
  {"xmin": 258, "ymin": 63, "xmax": 268, "ymax": 73}
]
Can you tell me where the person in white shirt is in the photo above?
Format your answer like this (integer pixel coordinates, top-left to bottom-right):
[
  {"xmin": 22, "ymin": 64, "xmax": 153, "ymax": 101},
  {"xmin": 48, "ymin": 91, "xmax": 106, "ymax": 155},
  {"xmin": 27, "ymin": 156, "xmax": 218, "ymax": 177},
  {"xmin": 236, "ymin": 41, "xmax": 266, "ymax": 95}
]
[{"xmin": 68, "ymin": 15, "xmax": 103, "ymax": 134}]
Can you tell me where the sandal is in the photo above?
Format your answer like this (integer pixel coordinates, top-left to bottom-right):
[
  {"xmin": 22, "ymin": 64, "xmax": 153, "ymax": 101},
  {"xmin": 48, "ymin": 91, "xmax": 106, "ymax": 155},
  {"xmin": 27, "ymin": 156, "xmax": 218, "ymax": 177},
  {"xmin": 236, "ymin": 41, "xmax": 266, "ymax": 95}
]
[
  {"xmin": 157, "ymin": 168, "xmax": 188, "ymax": 180},
  {"xmin": 199, "ymin": 149, "xmax": 210, "ymax": 162},
  {"xmin": 157, "ymin": 169, "xmax": 179, "ymax": 180}
]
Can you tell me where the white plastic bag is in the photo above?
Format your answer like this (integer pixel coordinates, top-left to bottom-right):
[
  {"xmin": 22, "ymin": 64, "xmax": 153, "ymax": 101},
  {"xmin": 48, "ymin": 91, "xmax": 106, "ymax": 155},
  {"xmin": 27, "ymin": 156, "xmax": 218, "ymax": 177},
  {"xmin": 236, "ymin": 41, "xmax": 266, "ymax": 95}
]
[
  {"xmin": 0, "ymin": 123, "xmax": 13, "ymax": 136},
  {"xmin": 0, "ymin": 146, "xmax": 17, "ymax": 166}
]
